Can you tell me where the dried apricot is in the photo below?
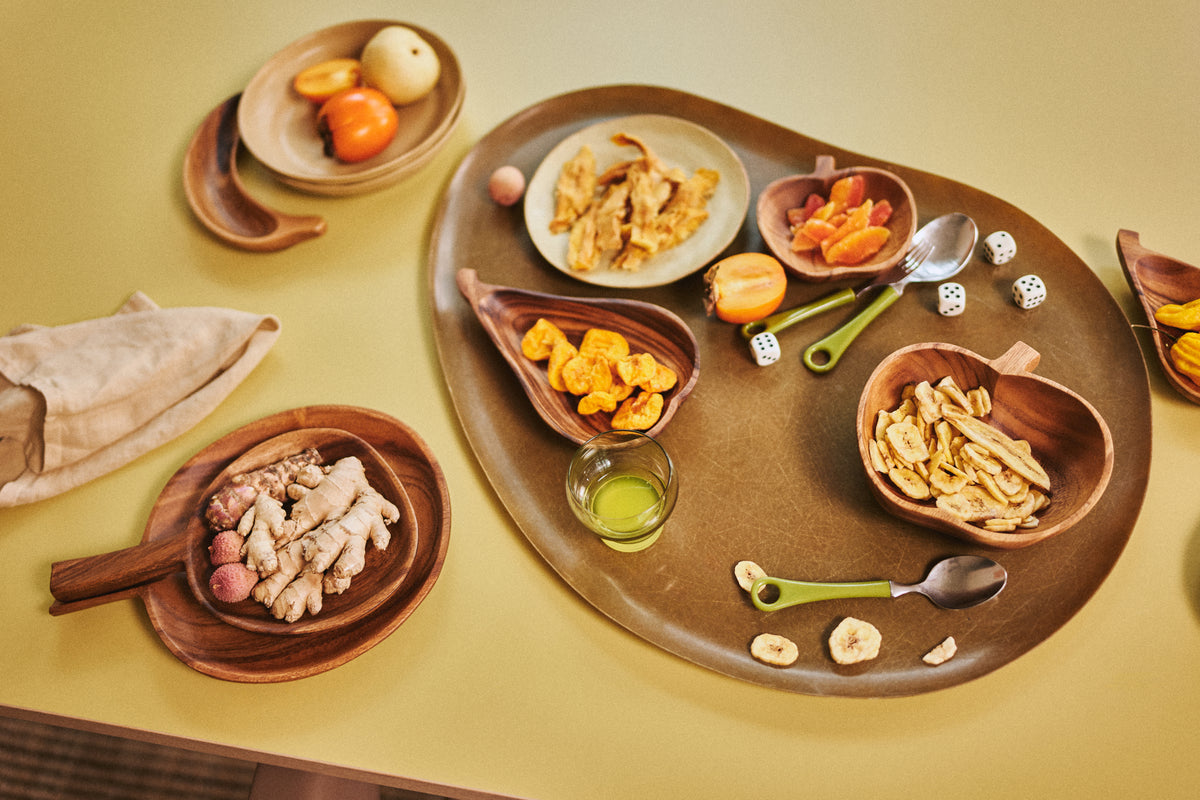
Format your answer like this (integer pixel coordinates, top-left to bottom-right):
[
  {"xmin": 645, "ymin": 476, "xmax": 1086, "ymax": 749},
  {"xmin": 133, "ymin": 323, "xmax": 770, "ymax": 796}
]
[
  {"xmin": 521, "ymin": 318, "xmax": 568, "ymax": 360},
  {"xmin": 612, "ymin": 392, "xmax": 664, "ymax": 430}
]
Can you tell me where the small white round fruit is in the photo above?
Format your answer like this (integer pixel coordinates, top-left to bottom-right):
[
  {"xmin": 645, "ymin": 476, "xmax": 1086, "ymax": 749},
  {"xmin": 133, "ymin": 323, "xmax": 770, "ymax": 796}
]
[
  {"xmin": 360, "ymin": 26, "xmax": 441, "ymax": 105},
  {"xmin": 488, "ymin": 166, "xmax": 526, "ymax": 206}
]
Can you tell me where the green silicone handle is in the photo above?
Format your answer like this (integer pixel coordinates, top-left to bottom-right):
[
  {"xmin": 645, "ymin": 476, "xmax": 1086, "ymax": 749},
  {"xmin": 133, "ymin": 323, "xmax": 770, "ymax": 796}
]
[
  {"xmin": 750, "ymin": 576, "xmax": 892, "ymax": 612},
  {"xmin": 740, "ymin": 288, "xmax": 856, "ymax": 339},
  {"xmin": 802, "ymin": 285, "xmax": 902, "ymax": 373}
]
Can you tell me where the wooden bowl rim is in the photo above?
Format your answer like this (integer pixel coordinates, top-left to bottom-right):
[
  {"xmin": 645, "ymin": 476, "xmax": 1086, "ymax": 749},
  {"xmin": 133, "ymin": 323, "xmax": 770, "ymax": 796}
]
[
  {"xmin": 756, "ymin": 154, "xmax": 918, "ymax": 283},
  {"xmin": 1116, "ymin": 229, "xmax": 1200, "ymax": 405},
  {"xmin": 856, "ymin": 341, "xmax": 1115, "ymax": 549}
]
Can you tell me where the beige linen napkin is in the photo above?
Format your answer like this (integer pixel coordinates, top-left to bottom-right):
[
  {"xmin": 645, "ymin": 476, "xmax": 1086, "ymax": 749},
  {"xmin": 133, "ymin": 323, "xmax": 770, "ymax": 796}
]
[{"xmin": 0, "ymin": 291, "xmax": 281, "ymax": 508}]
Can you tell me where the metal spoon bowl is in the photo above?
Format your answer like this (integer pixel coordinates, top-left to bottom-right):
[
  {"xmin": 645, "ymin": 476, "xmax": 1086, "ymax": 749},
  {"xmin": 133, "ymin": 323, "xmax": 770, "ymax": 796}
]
[
  {"xmin": 749, "ymin": 555, "xmax": 1007, "ymax": 612},
  {"xmin": 802, "ymin": 212, "xmax": 978, "ymax": 372}
]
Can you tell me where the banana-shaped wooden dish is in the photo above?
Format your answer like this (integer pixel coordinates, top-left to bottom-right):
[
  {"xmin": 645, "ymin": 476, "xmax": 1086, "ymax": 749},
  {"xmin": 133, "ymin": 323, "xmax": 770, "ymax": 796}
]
[{"xmin": 1117, "ymin": 229, "xmax": 1200, "ymax": 405}]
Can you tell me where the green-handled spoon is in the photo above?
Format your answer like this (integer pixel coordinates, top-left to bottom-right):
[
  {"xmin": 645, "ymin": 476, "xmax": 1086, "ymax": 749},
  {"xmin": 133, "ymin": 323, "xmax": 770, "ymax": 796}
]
[
  {"xmin": 741, "ymin": 237, "xmax": 932, "ymax": 342},
  {"xmin": 750, "ymin": 555, "xmax": 1006, "ymax": 612},
  {"xmin": 801, "ymin": 212, "xmax": 978, "ymax": 373}
]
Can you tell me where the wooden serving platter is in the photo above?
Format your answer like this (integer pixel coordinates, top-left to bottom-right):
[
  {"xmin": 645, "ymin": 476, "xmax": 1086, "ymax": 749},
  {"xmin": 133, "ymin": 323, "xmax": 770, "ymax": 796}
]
[
  {"xmin": 57, "ymin": 406, "xmax": 451, "ymax": 682},
  {"xmin": 428, "ymin": 85, "xmax": 1150, "ymax": 697}
]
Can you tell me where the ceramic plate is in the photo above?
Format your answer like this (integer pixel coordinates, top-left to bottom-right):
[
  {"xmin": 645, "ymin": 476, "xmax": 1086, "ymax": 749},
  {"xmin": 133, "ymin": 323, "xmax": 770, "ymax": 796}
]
[
  {"xmin": 524, "ymin": 114, "xmax": 750, "ymax": 288},
  {"xmin": 237, "ymin": 19, "xmax": 464, "ymax": 190}
]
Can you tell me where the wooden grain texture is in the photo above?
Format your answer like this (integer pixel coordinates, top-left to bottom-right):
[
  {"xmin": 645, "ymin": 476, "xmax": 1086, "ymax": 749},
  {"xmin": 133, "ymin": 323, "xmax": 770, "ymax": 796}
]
[
  {"xmin": 756, "ymin": 154, "xmax": 917, "ymax": 282},
  {"xmin": 456, "ymin": 268, "xmax": 700, "ymax": 445},
  {"xmin": 1117, "ymin": 229, "xmax": 1200, "ymax": 405},
  {"xmin": 182, "ymin": 93, "xmax": 326, "ymax": 252},
  {"xmin": 856, "ymin": 341, "xmax": 1114, "ymax": 549},
  {"xmin": 51, "ymin": 428, "xmax": 420, "ymax": 637},
  {"xmin": 49, "ymin": 407, "xmax": 450, "ymax": 682}
]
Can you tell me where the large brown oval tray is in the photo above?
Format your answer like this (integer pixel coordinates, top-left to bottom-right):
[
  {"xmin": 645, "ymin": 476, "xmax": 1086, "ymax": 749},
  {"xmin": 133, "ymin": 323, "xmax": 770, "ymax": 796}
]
[
  {"xmin": 139, "ymin": 405, "xmax": 450, "ymax": 682},
  {"xmin": 428, "ymin": 85, "xmax": 1150, "ymax": 697}
]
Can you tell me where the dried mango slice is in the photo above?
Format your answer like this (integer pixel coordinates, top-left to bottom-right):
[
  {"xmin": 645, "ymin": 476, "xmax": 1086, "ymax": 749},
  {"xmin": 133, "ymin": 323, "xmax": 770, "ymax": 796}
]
[
  {"xmin": 521, "ymin": 318, "xmax": 568, "ymax": 361},
  {"xmin": 612, "ymin": 392, "xmax": 663, "ymax": 430}
]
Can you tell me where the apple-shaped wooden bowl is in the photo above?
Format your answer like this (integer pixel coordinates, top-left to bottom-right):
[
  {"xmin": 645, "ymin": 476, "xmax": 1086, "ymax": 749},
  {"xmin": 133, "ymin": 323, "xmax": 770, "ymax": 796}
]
[
  {"xmin": 456, "ymin": 269, "xmax": 699, "ymax": 445},
  {"xmin": 757, "ymin": 155, "xmax": 917, "ymax": 283},
  {"xmin": 1117, "ymin": 229, "xmax": 1200, "ymax": 405},
  {"xmin": 856, "ymin": 341, "xmax": 1114, "ymax": 549}
]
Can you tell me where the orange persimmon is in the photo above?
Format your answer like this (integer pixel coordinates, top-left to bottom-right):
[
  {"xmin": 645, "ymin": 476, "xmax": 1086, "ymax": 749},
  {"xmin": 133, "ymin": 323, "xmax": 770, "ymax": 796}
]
[{"xmin": 703, "ymin": 252, "xmax": 788, "ymax": 324}]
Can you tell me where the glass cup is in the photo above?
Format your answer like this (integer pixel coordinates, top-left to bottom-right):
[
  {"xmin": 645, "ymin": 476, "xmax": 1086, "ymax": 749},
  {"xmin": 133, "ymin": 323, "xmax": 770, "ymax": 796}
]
[{"xmin": 565, "ymin": 430, "xmax": 678, "ymax": 552}]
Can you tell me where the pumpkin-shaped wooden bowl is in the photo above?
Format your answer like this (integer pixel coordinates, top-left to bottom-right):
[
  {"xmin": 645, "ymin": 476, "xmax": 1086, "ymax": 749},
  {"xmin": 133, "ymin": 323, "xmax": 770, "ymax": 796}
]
[
  {"xmin": 757, "ymin": 154, "xmax": 917, "ymax": 283},
  {"xmin": 456, "ymin": 269, "xmax": 700, "ymax": 445},
  {"xmin": 50, "ymin": 428, "xmax": 420, "ymax": 635},
  {"xmin": 1117, "ymin": 229, "xmax": 1200, "ymax": 405},
  {"xmin": 856, "ymin": 341, "xmax": 1114, "ymax": 549}
]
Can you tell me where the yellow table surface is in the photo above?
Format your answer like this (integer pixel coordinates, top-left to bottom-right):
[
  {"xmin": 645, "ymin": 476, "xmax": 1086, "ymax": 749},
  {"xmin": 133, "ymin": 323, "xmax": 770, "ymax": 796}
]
[{"xmin": 3, "ymin": 2, "xmax": 1199, "ymax": 798}]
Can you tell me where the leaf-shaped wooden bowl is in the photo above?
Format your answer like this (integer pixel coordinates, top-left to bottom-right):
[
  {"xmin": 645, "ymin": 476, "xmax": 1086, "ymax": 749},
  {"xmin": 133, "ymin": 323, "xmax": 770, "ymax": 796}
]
[
  {"xmin": 50, "ymin": 428, "xmax": 420, "ymax": 635},
  {"xmin": 456, "ymin": 269, "xmax": 700, "ymax": 445},
  {"xmin": 856, "ymin": 342, "xmax": 1114, "ymax": 549},
  {"xmin": 1117, "ymin": 229, "xmax": 1200, "ymax": 405},
  {"xmin": 756, "ymin": 154, "xmax": 917, "ymax": 283}
]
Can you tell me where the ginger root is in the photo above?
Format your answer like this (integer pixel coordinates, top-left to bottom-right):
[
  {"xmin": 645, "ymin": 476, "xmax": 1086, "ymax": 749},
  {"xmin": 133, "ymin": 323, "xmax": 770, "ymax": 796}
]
[
  {"xmin": 285, "ymin": 456, "xmax": 370, "ymax": 539},
  {"xmin": 205, "ymin": 448, "xmax": 321, "ymax": 530},
  {"xmin": 238, "ymin": 493, "xmax": 288, "ymax": 577},
  {"xmin": 205, "ymin": 448, "xmax": 400, "ymax": 622},
  {"xmin": 302, "ymin": 487, "xmax": 398, "ymax": 580},
  {"xmin": 252, "ymin": 540, "xmax": 306, "ymax": 608},
  {"xmin": 271, "ymin": 571, "xmax": 324, "ymax": 623}
]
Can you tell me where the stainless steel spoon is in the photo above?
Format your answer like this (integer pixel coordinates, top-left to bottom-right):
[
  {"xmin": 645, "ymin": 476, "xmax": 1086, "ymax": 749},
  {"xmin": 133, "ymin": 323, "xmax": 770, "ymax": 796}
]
[
  {"xmin": 802, "ymin": 212, "xmax": 978, "ymax": 373},
  {"xmin": 749, "ymin": 555, "xmax": 1007, "ymax": 611}
]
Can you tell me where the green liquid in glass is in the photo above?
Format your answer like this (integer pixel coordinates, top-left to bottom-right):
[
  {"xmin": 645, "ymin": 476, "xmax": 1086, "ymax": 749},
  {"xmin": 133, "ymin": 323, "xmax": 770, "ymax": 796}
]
[{"xmin": 590, "ymin": 474, "xmax": 660, "ymax": 535}]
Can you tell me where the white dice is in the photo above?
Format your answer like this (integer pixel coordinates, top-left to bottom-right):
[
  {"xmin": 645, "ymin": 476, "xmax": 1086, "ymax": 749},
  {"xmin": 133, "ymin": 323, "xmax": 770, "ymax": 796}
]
[
  {"xmin": 937, "ymin": 282, "xmax": 966, "ymax": 316},
  {"xmin": 749, "ymin": 332, "xmax": 781, "ymax": 366},
  {"xmin": 983, "ymin": 231, "xmax": 1017, "ymax": 265},
  {"xmin": 1012, "ymin": 274, "xmax": 1046, "ymax": 309}
]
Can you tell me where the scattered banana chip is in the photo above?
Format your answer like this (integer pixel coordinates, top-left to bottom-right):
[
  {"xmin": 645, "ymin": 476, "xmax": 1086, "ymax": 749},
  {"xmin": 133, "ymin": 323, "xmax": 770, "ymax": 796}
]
[
  {"xmin": 828, "ymin": 616, "xmax": 882, "ymax": 665},
  {"xmin": 750, "ymin": 633, "xmax": 799, "ymax": 667},
  {"xmin": 870, "ymin": 377, "xmax": 1052, "ymax": 534},
  {"xmin": 733, "ymin": 560, "xmax": 767, "ymax": 592},
  {"xmin": 922, "ymin": 636, "xmax": 958, "ymax": 666}
]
